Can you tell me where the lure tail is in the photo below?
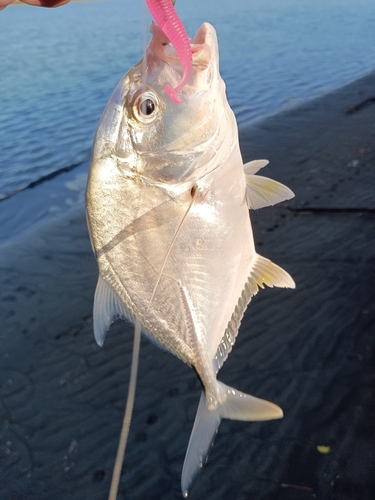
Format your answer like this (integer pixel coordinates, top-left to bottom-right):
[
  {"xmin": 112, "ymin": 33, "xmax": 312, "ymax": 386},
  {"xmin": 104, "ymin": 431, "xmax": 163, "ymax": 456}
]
[
  {"xmin": 181, "ymin": 382, "xmax": 282, "ymax": 497},
  {"xmin": 146, "ymin": 0, "xmax": 192, "ymax": 104}
]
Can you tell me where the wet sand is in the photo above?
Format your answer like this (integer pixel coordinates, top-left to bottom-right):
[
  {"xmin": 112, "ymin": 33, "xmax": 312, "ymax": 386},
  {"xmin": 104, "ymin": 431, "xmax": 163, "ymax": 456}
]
[{"xmin": 1, "ymin": 72, "xmax": 375, "ymax": 500}]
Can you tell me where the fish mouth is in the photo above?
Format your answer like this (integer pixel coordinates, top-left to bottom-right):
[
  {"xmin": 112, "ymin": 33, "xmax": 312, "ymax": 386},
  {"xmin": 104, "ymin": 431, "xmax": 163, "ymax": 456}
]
[
  {"xmin": 127, "ymin": 22, "xmax": 226, "ymax": 185},
  {"xmin": 150, "ymin": 22, "xmax": 216, "ymax": 71}
]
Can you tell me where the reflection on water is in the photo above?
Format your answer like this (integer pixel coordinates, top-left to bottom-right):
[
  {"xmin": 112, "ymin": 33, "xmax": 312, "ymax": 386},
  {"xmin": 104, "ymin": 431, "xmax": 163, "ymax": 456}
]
[{"xmin": 0, "ymin": 0, "xmax": 375, "ymax": 200}]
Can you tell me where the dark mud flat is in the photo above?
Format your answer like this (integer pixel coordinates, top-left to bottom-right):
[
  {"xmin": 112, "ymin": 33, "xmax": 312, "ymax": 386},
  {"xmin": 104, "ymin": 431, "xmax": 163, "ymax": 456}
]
[{"xmin": 1, "ymin": 72, "xmax": 375, "ymax": 500}]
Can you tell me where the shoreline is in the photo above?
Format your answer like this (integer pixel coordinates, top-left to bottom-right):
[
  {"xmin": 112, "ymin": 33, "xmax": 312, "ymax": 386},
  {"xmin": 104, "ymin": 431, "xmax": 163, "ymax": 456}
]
[
  {"xmin": 1, "ymin": 72, "xmax": 374, "ymax": 499},
  {"xmin": 1, "ymin": 68, "xmax": 375, "ymax": 246}
]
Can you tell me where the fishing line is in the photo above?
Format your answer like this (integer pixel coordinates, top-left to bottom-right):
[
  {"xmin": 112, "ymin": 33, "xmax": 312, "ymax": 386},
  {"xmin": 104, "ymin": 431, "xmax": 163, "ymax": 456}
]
[
  {"xmin": 107, "ymin": 5, "xmax": 152, "ymax": 494},
  {"xmin": 109, "ymin": 3, "xmax": 178, "ymax": 498},
  {"xmin": 149, "ymin": 185, "xmax": 197, "ymax": 306},
  {"xmin": 142, "ymin": 0, "xmax": 149, "ymax": 73},
  {"xmin": 108, "ymin": 317, "xmax": 142, "ymax": 500}
]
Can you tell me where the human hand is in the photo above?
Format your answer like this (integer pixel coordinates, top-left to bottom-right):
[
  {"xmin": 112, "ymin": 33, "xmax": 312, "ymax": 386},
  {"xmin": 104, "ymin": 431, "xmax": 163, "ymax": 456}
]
[{"xmin": 0, "ymin": 0, "xmax": 70, "ymax": 10}]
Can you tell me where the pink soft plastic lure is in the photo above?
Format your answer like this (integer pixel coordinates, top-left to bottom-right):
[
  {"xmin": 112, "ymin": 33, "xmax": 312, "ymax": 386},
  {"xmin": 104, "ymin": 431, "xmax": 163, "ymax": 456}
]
[{"xmin": 146, "ymin": 0, "xmax": 192, "ymax": 104}]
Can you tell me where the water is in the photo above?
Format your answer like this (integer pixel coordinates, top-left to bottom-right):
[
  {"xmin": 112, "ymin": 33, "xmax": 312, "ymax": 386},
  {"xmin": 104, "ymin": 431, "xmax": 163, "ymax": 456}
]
[{"xmin": 0, "ymin": 0, "xmax": 375, "ymax": 233}]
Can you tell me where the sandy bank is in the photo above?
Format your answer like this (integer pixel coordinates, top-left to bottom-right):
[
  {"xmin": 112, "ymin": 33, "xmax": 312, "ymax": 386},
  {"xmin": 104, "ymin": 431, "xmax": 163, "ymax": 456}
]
[{"xmin": 1, "ymin": 72, "xmax": 375, "ymax": 500}]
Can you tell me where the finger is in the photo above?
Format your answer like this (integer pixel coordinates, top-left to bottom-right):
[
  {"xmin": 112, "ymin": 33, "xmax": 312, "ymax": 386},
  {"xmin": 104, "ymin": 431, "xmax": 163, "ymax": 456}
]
[
  {"xmin": 0, "ymin": 0, "xmax": 16, "ymax": 11},
  {"xmin": 19, "ymin": 0, "xmax": 70, "ymax": 6}
]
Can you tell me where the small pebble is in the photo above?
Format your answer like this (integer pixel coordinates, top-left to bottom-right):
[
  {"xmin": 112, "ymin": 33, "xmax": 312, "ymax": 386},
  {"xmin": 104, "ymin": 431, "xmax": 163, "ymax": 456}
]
[{"xmin": 348, "ymin": 159, "xmax": 359, "ymax": 167}]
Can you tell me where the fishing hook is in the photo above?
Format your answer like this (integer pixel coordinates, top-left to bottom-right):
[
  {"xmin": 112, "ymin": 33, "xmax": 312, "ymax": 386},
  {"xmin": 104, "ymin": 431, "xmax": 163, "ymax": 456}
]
[{"xmin": 146, "ymin": 0, "xmax": 192, "ymax": 104}]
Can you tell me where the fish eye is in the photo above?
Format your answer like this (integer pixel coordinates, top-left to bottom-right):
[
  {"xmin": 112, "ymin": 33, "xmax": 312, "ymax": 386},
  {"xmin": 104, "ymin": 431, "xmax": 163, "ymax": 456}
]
[
  {"xmin": 132, "ymin": 91, "xmax": 159, "ymax": 124},
  {"xmin": 140, "ymin": 98, "xmax": 155, "ymax": 116}
]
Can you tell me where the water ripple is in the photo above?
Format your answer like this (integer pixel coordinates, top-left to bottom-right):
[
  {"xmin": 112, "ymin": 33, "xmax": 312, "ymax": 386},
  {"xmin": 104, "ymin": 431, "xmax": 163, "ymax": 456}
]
[{"xmin": 0, "ymin": 0, "xmax": 374, "ymax": 199}]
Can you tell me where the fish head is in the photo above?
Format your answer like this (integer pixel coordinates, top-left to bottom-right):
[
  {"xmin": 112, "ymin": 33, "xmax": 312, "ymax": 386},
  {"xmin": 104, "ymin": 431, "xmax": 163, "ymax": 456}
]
[{"xmin": 92, "ymin": 22, "xmax": 237, "ymax": 186}]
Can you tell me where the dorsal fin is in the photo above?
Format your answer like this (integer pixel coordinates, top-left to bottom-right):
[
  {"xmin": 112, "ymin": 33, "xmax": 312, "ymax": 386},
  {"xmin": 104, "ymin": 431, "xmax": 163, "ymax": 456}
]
[{"xmin": 213, "ymin": 254, "xmax": 295, "ymax": 373}]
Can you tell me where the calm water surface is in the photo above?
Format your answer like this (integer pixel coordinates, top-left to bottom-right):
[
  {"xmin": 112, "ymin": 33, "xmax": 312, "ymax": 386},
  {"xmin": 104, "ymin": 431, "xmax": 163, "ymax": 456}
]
[{"xmin": 0, "ymin": 0, "xmax": 375, "ymax": 202}]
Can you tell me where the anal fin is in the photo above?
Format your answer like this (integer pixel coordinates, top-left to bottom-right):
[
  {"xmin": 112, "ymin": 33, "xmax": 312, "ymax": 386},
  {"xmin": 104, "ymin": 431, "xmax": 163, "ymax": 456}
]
[
  {"xmin": 93, "ymin": 275, "xmax": 168, "ymax": 353},
  {"xmin": 93, "ymin": 275, "xmax": 132, "ymax": 346}
]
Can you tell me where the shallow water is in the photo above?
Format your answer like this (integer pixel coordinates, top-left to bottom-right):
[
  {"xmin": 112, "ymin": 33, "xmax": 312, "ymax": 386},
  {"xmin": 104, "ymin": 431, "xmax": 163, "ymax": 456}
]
[{"xmin": 0, "ymin": 0, "xmax": 374, "ymax": 201}]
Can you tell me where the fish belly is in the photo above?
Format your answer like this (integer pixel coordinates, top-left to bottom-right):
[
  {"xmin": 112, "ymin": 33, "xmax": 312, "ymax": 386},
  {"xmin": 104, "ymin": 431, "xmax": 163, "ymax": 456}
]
[{"xmin": 90, "ymin": 149, "xmax": 254, "ymax": 366}]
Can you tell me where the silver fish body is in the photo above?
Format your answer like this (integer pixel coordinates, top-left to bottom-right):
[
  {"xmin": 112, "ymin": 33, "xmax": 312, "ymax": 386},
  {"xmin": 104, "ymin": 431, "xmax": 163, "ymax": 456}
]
[{"xmin": 86, "ymin": 22, "xmax": 295, "ymax": 496}]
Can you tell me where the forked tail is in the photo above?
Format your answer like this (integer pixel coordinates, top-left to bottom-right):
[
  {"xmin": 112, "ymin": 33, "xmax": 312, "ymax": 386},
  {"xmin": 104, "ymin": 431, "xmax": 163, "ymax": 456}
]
[{"xmin": 181, "ymin": 381, "xmax": 282, "ymax": 497}]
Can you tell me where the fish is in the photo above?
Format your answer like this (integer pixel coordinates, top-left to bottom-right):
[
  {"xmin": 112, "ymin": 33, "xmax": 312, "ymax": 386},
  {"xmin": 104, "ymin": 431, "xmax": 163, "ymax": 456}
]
[{"xmin": 85, "ymin": 21, "xmax": 295, "ymax": 497}]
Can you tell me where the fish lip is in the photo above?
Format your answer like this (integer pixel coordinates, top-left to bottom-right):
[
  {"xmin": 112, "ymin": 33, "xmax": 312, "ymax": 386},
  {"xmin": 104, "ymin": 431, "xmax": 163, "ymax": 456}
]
[
  {"xmin": 191, "ymin": 22, "xmax": 214, "ymax": 45},
  {"xmin": 150, "ymin": 21, "xmax": 214, "ymax": 46},
  {"xmin": 150, "ymin": 22, "xmax": 215, "ymax": 70}
]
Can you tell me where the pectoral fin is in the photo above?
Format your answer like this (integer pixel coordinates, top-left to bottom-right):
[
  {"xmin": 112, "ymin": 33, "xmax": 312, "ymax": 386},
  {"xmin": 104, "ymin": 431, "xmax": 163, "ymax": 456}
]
[
  {"xmin": 243, "ymin": 159, "xmax": 269, "ymax": 175},
  {"xmin": 243, "ymin": 160, "xmax": 294, "ymax": 209},
  {"xmin": 93, "ymin": 275, "xmax": 132, "ymax": 346},
  {"xmin": 245, "ymin": 175, "xmax": 294, "ymax": 209}
]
